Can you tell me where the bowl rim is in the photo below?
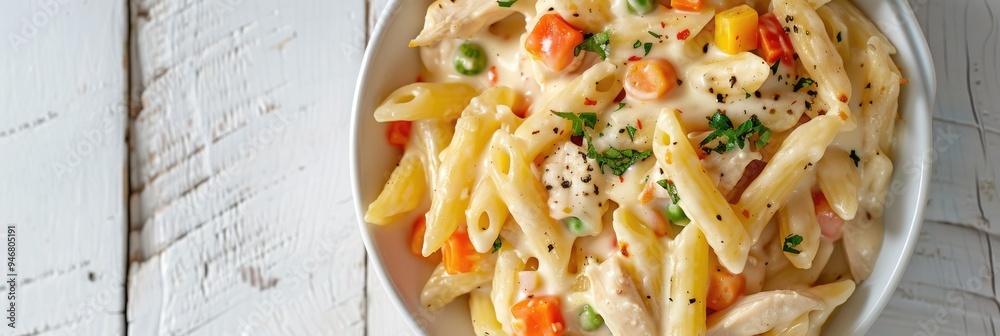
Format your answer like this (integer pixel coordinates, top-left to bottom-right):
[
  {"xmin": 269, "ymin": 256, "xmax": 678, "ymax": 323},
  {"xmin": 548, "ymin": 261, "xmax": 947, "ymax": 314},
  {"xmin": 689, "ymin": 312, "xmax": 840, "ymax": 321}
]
[{"xmin": 350, "ymin": 0, "xmax": 936, "ymax": 334}]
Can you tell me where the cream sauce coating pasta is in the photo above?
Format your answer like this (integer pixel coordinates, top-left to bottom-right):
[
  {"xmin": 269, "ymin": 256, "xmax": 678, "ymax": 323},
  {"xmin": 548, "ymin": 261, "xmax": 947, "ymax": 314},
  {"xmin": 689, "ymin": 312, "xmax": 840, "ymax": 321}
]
[{"xmin": 367, "ymin": 0, "xmax": 902, "ymax": 334}]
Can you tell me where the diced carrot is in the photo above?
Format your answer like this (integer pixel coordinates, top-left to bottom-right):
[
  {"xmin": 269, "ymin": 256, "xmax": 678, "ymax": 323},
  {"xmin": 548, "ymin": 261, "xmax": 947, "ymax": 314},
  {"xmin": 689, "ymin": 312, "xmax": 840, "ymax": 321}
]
[
  {"xmin": 757, "ymin": 13, "xmax": 796, "ymax": 65},
  {"xmin": 707, "ymin": 265, "xmax": 746, "ymax": 311},
  {"xmin": 386, "ymin": 121, "xmax": 411, "ymax": 147},
  {"xmin": 670, "ymin": 0, "xmax": 702, "ymax": 12},
  {"xmin": 624, "ymin": 59, "xmax": 678, "ymax": 101},
  {"xmin": 488, "ymin": 66, "xmax": 499, "ymax": 86},
  {"xmin": 409, "ymin": 216, "xmax": 426, "ymax": 258},
  {"xmin": 511, "ymin": 296, "xmax": 565, "ymax": 336},
  {"xmin": 715, "ymin": 5, "xmax": 759, "ymax": 55},
  {"xmin": 525, "ymin": 14, "xmax": 584, "ymax": 72},
  {"xmin": 814, "ymin": 192, "xmax": 845, "ymax": 241},
  {"xmin": 442, "ymin": 227, "xmax": 480, "ymax": 274}
]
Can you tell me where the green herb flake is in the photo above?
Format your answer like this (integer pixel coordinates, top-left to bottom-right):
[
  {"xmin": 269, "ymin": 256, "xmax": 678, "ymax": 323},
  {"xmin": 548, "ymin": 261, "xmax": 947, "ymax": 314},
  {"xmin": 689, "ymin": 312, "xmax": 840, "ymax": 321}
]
[
  {"xmin": 783, "ymin": 234, "xmax": 804, "ymax": 254},
  {"xmin": 643, "ymin": 42, "xmax": 653, "ymax": 56},
  {"xmin": 587, "ymin": 143, "xmax": 652, "ymax": 176},
  {"xmin": 699, "ymin": 111, "xmax": 772, "ymax": 154},
  {"xmin": 648, "ymin": 31, "xmax": 662, "ymax": 39},
  {"xmin": 615, "ymin": 102, "xmax": 626, "ymax": 111},
  {"xmin": 657, "ymin": 179, "xmax": 681, "ymax": 204},
  {"xmin": 633, "ymin": 40, "xmax": 642, "ymax": 48},
  {"xmin": 626, "ymin": 125, "xmax": 637, "ymax": 141},
  {"xmin": 850, "ymin": 150, "xmax": 861, "ymax": 167},
  {"xmin": 574, "ymin": 30, "xmax": 612, "ymax": 60},
  {"xmin": 770, "ymin": 59, "xmax": 781, "ymax": 75},
  {"xmin": 552, "ymin": 111, "xmax": 598, "ymax": 136},
  {"xmin": 492, "ymin": 238, "xmax": 502, "ymax": 253},
  {"xmin": 497, "ymin": 0, "xmax": 518, "ymax": 7},
  {"xmin": 745, "ymin": 91, "xmax": 751, "ymax": 99},
  {"xmin": 793, "ymin": 77, "xmax": 815, "ymax": 92}
]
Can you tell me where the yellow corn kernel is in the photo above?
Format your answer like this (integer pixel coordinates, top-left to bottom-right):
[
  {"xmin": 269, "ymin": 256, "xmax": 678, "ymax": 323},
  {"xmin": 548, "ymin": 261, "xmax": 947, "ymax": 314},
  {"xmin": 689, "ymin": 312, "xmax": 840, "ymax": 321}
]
[{"xmin": 715, "ymin": 5, "xmax": 759, "ymax": 55}]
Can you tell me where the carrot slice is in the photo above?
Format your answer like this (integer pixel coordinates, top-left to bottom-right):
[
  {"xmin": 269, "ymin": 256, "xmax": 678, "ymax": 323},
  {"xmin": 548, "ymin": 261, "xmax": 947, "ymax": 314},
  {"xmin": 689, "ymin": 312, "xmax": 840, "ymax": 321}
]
[
  {"xmin": 707, "ymin": 265, "xmax": 746, "ymax": 311},
  {"xmin": 511, "ymin": 296, "xmax": 565, "ymax": 336},
  {"xmin": 386, "ymin": 120, "xmax": 411, "ymax": 147},
  {"xmin": 442, "ymin": 227, "xmax": 480, "ymax": 274},
  {"xmin": 670, "ymin": 0, "xmax": 703, "ymax": 12},
  {"xmin": 624, "ymin": 59, "xmax": 678, "ymax": 100},
  {"xmin": 525, "ymin": 14, "xmax": 584, "ymax": 72}
]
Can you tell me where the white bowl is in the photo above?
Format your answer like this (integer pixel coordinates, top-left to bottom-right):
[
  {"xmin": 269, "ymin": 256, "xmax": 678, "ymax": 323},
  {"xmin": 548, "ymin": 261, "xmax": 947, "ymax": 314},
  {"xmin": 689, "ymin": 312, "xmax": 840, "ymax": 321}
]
[{"xmin": 350, "ymin": 1, "xmax": 935, "ymax": 334}]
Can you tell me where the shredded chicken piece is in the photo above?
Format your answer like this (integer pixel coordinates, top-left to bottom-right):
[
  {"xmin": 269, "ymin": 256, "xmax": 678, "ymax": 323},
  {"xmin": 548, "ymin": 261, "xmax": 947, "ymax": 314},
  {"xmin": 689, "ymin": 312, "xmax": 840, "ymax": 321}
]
[{"xmin": 410, "ymin": 0, "xmax": 525, "ymax": 47}]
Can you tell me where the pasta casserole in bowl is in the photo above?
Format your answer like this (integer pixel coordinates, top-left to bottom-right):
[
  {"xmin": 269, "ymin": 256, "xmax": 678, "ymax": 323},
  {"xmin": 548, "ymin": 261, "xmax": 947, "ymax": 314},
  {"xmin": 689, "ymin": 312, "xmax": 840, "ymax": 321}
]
[{"xmin": 351, "ymin": 0, "xmax": 934, "ymax": 334}]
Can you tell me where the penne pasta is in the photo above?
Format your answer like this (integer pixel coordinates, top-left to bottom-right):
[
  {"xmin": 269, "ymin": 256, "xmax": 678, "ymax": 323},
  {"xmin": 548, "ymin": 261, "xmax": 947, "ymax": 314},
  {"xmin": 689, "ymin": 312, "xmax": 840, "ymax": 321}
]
[
  {"xmin": 364, "ymin": 147, "xmax": 425, "ymax": 225},
  {"xmin": 816, "ymin": 148, "xmax": 860, "ymax": 221},
  {"xmin": 470, "ymin": 288, "xmax": 508, "ymax": 336},
  {"xmin": 664, "ymin": 225, "xmax": 710, "ymax": 336},
  {"xmin": 777, "ymin": 185, "xmax": 822, "ymax": 269},
  {"xmin": 373, "ymin": 82, "xmax": 479, "ymax": 121}
]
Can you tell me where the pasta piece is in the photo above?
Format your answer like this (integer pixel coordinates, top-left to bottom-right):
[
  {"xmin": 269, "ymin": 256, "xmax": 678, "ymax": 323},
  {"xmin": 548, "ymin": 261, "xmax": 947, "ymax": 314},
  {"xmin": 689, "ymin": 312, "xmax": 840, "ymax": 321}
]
[
  {"xmin": 801, "ymin": 279, "xmax": 856, "ymax": 335},
  {"xmin": 409, "ymin": 0, "xmax": 523, "ymax": 47},
  {"xmin": 423, "ymin": 87, "xmax": 515, "ymax": 256},
  {"xmin": 860, "ymin": 37, "xmax": 902, "ymax": 157},
  {"xmin": 488, "ymin": 131, "xmax": 573, "ymax": 276},
  {"xmin": 763, "ymin": 237, "xmax": 835, "ymax": 291},
  {"xmin": 586, "ymin": 257, "xmax": 658, "ymax": 335},
  {"xmin": 706, "ymin": 290, "xmax": 821, "ymax": 336},
  {"xmin": 816, "ymin": 148, "xmax": 860, "ymax": 220},
  {"xmin": 777, "ymin": 185, "xmax": 821, "ymax": 269},
  {"xmin": 686, "ymin": 51, "xmax": 771, "ymax": 95},
  {"xmin": 514, "ymin": 62, "xmax": 622, "ymax": 158},
  {"xmin": 773, "ymin": 0, "xmax": 855, "ymax": 130},
  {"xmin": 737, "ymin": 114, "xmax": 844, "ymax": 245},
  {"xmin": 364, "ymin": 148, "xmax": 425, "ymax": 225},
  {"xmin": 466, "ymin": 178, "xmax": 511, "ymax": 253},
  {"xmin": 653, "ymin": 108, "xmax": 751, "ymax": 273},
  {"xmin": 843, "ymin": 152, "xmax": 891, "ymax": 281},
  {"xmin": 421, "ymin": 258, "xmax": 495, "ymax": 311},
  {"xmin": 826, "ymin": 0, "xmax": 897, "ymax": 54},
  {"xmin": 412, "ymin": 118, "xmax": 454, "ymax": 188},
  {"xmin": 470, "ymin": 288, "xmax": 508, "ymax": 336},
  {"xmin": 663, "ymin": 225, "xmax": 710, "ymax": 336},
  {"xmin": 491, "ymin": 237, "xmax": 525, "ymax": 333},
  {"xmin": 762, "ymin": 313, "xmax": 810, "ymax": 336},
  {"xmin": 373, "ymin": 82, "xmax": 479, "ymax": 121},
  {"xmin": 611, "ymin": 207, "xmax": 665, "ymax": 316}
]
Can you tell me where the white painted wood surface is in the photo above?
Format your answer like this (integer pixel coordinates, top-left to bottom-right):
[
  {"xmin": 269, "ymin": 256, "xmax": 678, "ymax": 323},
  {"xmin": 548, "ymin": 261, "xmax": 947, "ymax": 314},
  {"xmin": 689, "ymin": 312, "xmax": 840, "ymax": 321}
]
[
  {"xmin": 1, "ymin": 0, "xmax": 996, "ymax": 335},
  {"xmin": 0, "ymin": 1, "xmax": 127, "ymax": 335}
]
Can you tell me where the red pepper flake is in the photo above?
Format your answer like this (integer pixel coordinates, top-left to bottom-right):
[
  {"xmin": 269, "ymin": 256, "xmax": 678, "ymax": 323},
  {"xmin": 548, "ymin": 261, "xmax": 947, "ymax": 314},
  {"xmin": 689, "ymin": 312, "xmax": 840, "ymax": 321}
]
[
  {"xmin": 584, "ymin": 98, "xmax": 597, "ymax": 106},
  {"xmin": 628, "ymin": 55, "xmax": 643, "ymax": 61},
  {"xmin": 742, "ymin": 209, "xmax": 750, "ymax": 218},
  {"xmin": 660, "ymin": 22, "xmax": 666, "ymax": 29},
  {"xmin": 619, "ymin": 241, "xmax": 630, "ymax": 257},
  {"xmin": 619, "ymin": 176, "xmax": 625, "ymax": 183},
  {"xmin": 487, "ymin": 66, "xmax": 498, "ymax": 86},
  {"xmin": 677, "ymin": 29, "xmax": 691, "ymax": 40},
  {"xmin": 838, "ymin": 94, "xmax": 849, "ymax": 102},
  {"xmin": 415, "ymin": 75, "xmax": 423, "ymax": 83},
  {"xmin": 636, "ymin": 119, "xmax": 643, "ymax": 129}
]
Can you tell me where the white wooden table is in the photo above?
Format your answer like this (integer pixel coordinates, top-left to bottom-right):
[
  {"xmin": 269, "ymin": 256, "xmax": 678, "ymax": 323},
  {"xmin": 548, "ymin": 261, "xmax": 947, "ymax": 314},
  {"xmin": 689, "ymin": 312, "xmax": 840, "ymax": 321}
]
[{"xmin": 0, "ymin": 0, "xmax": 995, "ymax": 335}]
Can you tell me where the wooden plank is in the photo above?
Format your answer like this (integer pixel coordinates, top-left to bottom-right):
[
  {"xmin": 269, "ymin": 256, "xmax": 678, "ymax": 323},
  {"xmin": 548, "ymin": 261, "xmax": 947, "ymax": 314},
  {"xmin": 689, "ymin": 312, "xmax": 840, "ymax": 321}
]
[
  {"xmin": 125, "ymin": 0, "xmax": 368, "ymax": 334},
  {"xmin": 0, "ymin": 1, "xmax": 127, "ymax": 335}
]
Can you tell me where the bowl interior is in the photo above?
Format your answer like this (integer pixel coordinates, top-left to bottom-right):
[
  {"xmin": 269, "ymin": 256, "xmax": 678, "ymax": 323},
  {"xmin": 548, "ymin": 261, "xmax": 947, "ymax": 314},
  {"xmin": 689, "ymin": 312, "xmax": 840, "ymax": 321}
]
[{"xmin": 350, "ymin": 0, "xmax": 934, "ymax": 334}]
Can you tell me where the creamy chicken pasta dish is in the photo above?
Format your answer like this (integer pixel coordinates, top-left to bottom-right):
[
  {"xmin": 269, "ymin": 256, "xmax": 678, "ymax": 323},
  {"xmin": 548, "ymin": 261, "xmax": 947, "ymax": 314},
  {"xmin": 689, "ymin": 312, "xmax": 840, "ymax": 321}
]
[{"xmin": 365, "ymin": 0, "xmax": 902, "ymax": 334}]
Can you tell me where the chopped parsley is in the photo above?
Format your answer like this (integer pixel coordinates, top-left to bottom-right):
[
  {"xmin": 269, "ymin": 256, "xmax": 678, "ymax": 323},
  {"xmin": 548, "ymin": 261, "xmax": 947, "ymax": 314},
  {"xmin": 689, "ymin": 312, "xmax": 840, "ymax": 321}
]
[
  {"xmin": 770, "ymin": 59, "xmax": 781, "ymax": 75},
  {"xmin": 643, "ymin": 42, "xmax": 653, "ymax": 56},
  {"xmin": 783, "ymin": 234, "xmax": 804, "ymax": 254},
  {"xmin": 850, "ymin": 150, "xmax": 861, "ymax": 167},
  {"xmin": 745, "ymin": 91, "xmax": 751, "ymax": 99},
  {"xmin": 552, "ymin": 111, "xmax": 598, "ymax": 136},
  {"xmin": 793, "ymin": 77, "xmax": 815, "ymax": 92},
  {"xmin": 699, "ymin": 111, "xmax": 773, "ymax": 154},
  {"xmin": 633, "ymin": 40, "xmax": 642, "ymax": 48},
  {"xmin": 648, "ymin": 31, "xmax": 662, "ymax": 39},
  {"xmin": 836, "ymin": 31, "xmax": 843, "ymax": 42},
  {"xmin": 575, "ymin": 30, "xmax": 612, "ymax": 60},
  {"xmin": 497, "ymin": 0, "xmax": 517, "ymax": 7},
  {"xmin": 626, "ymin": 125, "xmax": 637, "ymax": 140},
  {"xmin": 657, "ymin": 179, "xmax": 680, "ymax": 203},
  {"xmin": 492, "ymin": 238, "xmax": 502, "ymax": 253},
  {"xmin": 590, "ymin": 147, "xmax": 653, "ymax": 175},
  {"xmin": 615, "ymin": 102, "xmax": 626, "ymax": 111}
]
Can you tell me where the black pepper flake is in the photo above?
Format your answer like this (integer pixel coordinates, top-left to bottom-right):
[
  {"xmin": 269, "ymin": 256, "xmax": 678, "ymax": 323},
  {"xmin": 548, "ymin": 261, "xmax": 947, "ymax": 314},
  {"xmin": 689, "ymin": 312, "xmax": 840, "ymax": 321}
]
[
  {"xmin": 553, "ymin": 127, "xmax": 559, "ymax": 134},
  {"xmin": 716, "ymin": 93, "xmax": 725, "ymax": 103},
  {"xmin": 547, "ymin": 244, "xmax": 554, "ymax": 252},
  {"xmin": 773, "ymin": 94, "xmax": 781, "ymax": 101},
  {"xmin": 594, "ymin": 184, "xmax": 600, "ymax": 195},
  {"xmin": 767, "ymin": 203, "xmax": 772, "ymax": 208},
  {"xmin": 793, "ymin": 25, "xmax": 799, "ymax": 33},
  {"xmin": 561, "ymin": 180, "xmax": 571, "ymax": 188},
  {"xmin": 702, "ymin": 43, "xmax": 709, "ymax": 53},
  {"xmin": 545, "ymin": 185, "xmax": 553, "ymax": 190},
  {"xmin": 581, "ymin": 175, "xmax": 592, "ymax": 183},
  {"xmin": 677, "ymin": 79, "xmax": 683, "ymax": 86},
  {"xmin": 689, "ymin": 298, "xmax": 696, "ymax": 304},
  {"xmin": 709, "ymin": 88, "xmax": 715, "ymax": 94},
  {"xmin": 866, "ymin": 82, "xmax": 872, "ymax": 89},
  {"xmin": 754, "ymin": 91, "xmax": 762, "ymax": 98},
  {"xmin": 729, "ymin": 76, "xmax": 737, "ymax": 88},
  {"xmin": 716, "ymin": 214, "xmax": 722, "ymax": 221},
  {"xmin": 532, "ymin": 130, "xmax": 540, "ymax": 135}
]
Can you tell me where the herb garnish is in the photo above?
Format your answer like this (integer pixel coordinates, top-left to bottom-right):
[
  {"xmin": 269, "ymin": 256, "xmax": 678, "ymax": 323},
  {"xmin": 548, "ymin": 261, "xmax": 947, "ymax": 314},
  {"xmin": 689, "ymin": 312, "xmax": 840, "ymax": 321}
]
[
  {"xmin": 793, "ymin": 77, "xmax": 815, "ymax": 92},
  {"xmin": 575, "ymin": 30, "xmax": 612, "ymax": 60},
  {"xmin": 643, "ymin": 42, "xmax": 653, "ymax": 55},
  {"xmin": 633, "ymin": 40, "xmax": 642, "ymax": 48},
  {"xmin": 648, "ymin": 31, "xmax": 662, "ymax": 39},
  {"xmin": 497, "ymin": 0, "xmax": 518, "ymax": 7},
  {"xmin": 615, "ymin": 102, "xmax": 626, "ymax": 111},
  {"xmin": 552, "ymin": 111, "xmax": 652, "ymax": 176},
  {"xmin": 783, "ymin": 234, "xmax": 803, "ymax": 254},
  {"xmin": 657, "ymin": 179, "xmax": 680, "ymax": 203},
  {"xmin": 849, "ymin": 150, "xmax": 861, "ymax": 167},
  {"xmin": 699, "ymin": 111, "xmax": 773, "ymax": 154},
  {"xmin": 770, "ymin": 59, "xmax": 781, "ymax": 75},
  {"xmin": 552, "ymin": 111, "xmax": 597, "ymax": 136},
  {"xmin": 492, "ymin": 238, "xmax": 502, "ymax": 253},
  {"xmin": 626, "ymin": 125, "xmax": 637, "ymax": 141}
]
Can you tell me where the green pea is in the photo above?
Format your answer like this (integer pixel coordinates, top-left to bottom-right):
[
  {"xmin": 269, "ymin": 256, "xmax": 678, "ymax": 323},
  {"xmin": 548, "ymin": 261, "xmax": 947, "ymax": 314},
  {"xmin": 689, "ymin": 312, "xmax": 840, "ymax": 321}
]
[
  {"xmin": 627, "ymin": 0, "xmax": 656, "ymax": 15},
  {"xmin": 564, "ymin": 217, "xmax": 586, "ymax": 235},
  {"xmin": 454, "ymin": 42, "xmax": 487, "ymax": 76},
  {"xmin": 579, "ymin": 304, "xmax": 604, "ymax": 331},
  {"xmin": 667, "ymin": 203, "xmax": 690, "ymax": 226}
]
